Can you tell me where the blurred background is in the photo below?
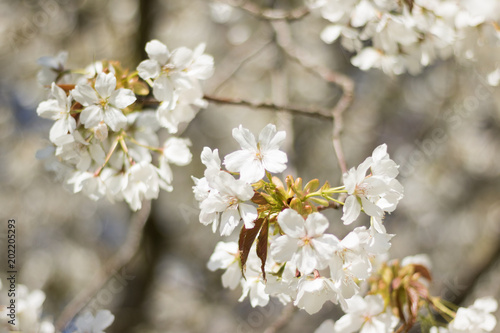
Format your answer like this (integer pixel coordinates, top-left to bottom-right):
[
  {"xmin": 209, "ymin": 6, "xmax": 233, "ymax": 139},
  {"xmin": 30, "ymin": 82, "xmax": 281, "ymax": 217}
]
[{"xmin": 1, "ymin": 0, "xmax": 500, "ymax": 332}]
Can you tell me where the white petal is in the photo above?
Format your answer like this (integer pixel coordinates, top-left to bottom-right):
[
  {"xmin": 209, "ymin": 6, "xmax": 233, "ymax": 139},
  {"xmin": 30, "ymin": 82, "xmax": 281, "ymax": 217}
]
[
  {"xmin": 137, "ymin": 59, "xmax": 161, "ymax": 79},
  {"xmin": 110, "ymin": 88, "xmax": 136, "ymax": 109},
  {"xmin": 239, "ymin": 203, "xmax": 258, "ymax": 228},
  {"xmin": 95, "ymin": 72, "xmax": 116, "ymax": 99},
  {"xmin": 51, "ymin": 82, "xmax": 69, "ymax": 107},
  {"xmin": 170, "ymin": 47, "xmax": 193, "ymax": 69},
  {"xmin": 342, "ymin": 195, "xmax": 361, "ymax": 225},
  {"xmin": 277, "ymin": 209, "xmax": 306, "ymax": 238},
  {"xmin": 37, "ymin": 100, "xmax": 62, "ymax": 120},
  {"xmin": 239, "ymin": 158, "xmax": 265, "ymax": 183},
  {"xmin": 80, "ymin": 105, "xmax": 104, "ymax": 128},
  {"xmin": 222, "ymin": 264, "xmax": 242, "ymax": 290},
  {"xmin": 295, "ymin": 245, "xmax": 319, "ymax": 274},
  {"xmin": 262, "ymin": 150, "xmax": 287, "ymax": 174},
  {"xmin": 163, "ymin": 137, "xmax": 192, "ymax": 166},
  {"xmin": 72, "ymin": 84, "xmax": 99, "ymax": 106},
  {"xmin": 223, "ymin": 149, "xmax": 254, "ymax": 173},
  {"xmin": 270, "ymin": 235, "xmax": 298, "ymax": 263},
  {"xmin": 49, "ymin": 118, "xmax": 74, "ymax": 142},
  {"xmin": 305, "ymin": 212, "xmax": 330, "ymax": 237},
  {"xmin": 220, "ymin": 209, "xmax": 241, "ymax": 236},
  {"xmin": 153, "ymin": 75, "xmax": 174, "ymax": 102},
  {"xmin": 103, "ymin": 107, "xmax": 127, "ymax": 131},
  {"xmin": 145, "ymin": 39, "xmax": 169, "ymax": 64},
  {"xmin": 321, "ymin": 25, "xmax": 343, "ymax": 44},
  {"xmin": 232, "ymin": 125, "xmax": 257, "ymax": 150}
]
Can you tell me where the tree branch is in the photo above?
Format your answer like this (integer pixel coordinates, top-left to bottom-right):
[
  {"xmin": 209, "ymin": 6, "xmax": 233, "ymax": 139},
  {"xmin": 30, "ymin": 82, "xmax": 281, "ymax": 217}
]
[
  {"xmin": 55, "ymin": 200, "xmax": 152, "ymax": 331},
  {"xmin": 204, "ymin": 94, "xmax": 333, "ymax": 120},
  {"xmin": 270, "ymin": 20, "xmax": 355, "ymax": 174},
  {"xmin": 220, "ymin": 0, "xmax": 310, "ymax": 21}
]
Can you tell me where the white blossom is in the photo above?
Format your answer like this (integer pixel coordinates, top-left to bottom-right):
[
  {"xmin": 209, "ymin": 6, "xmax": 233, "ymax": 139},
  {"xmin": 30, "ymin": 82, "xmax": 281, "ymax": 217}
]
[
  {"xmin": 207, "ymin": 241, "xmax": 242, "ymax": 290},
  {"xmin": 448, "ymin": 297, "xmax": 498, "ymax": 333},
  {"xmin": 224, "ymin": 124, "xmax": 288, "ymax": 183},
  {"xmin": 294, "ymin": 277, "xmax": 338, "ymax": 314},
  {"xmin": 37, "ymin": 51, "xmax": 68, "ymax": 85},
  {"xmin": 199, "ymin": 170, "xmax": 257, "ymax": 235},
  {"xmin": 334, "ymin": 294, "xmax": 398, "ymax": 333},
  {"xmin": 270, "ymin": 209, "xmax": 339, "ymax": 275},
  {"xmin": 72, "ymin": 72, "xmax": 136, "ymax": 131},
  {"xmin": 37, "ymin": 83, "xmax": 76, "ymax": 143},
  {"xmin": 342, "ymin": 144, "xmax": 403, "ymax": 225}
]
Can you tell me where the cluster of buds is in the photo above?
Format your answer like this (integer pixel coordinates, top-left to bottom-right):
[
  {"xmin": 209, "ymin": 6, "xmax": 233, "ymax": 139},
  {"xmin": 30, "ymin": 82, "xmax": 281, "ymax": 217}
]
[{"xmin": 36, "ymin": 40, "xmax": 214, "ymax": 210}]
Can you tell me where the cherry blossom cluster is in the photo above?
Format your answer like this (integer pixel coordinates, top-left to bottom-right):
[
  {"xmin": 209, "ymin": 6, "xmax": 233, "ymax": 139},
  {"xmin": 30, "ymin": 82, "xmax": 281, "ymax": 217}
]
[
  {"xmin": 307, "ymin": 0, "xmax": 500, "ymax": 75},
  {"xmin": 315, "ymin": 255, "xmax": 498, "ymax": 333},
  {"xmin": 193, "ymin": 123, "xmax": 498, "ymax": 332},
  {"xmin": 0, "ymin": 282, "xmax": 114, "ymax": 332},
  {"xmin": 36, "ymin": 40, "xmax": 214, "ymax": 210},
  {"xmin": 192, "ymin": 123, "xmax": 402, "ymax": 314}
]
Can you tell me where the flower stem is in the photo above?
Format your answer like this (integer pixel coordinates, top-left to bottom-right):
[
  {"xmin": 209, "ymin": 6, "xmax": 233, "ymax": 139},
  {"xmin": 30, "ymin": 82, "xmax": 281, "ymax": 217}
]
[
  {"xmin": 124, "ymin": 133, "xmax": 163, "ymax": 153},
  {"xmin": 94, "ymin": 135, "xmax": 120, "ymax": 176}
]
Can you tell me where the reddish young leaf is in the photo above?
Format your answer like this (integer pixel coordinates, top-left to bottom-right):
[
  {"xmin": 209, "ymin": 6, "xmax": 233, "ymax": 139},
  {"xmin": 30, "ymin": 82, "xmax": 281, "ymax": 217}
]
[
  {"xmin": 256, "ymin": 218, "xmax": 269, "ymax": 280},
  {"xmin": 413, "ymin": 264, "xmax": 432, "ymax": 282},
  {"xmin": 407, "ymin": 287, "xmax": 420, "ymax": 327},
  {"xmin": 251, "ymin": 192, "xmax": 268, "ymax": 205},
  {"xmin": 238, "ymin": 218, "xmax": 264, "ymax": 277}
]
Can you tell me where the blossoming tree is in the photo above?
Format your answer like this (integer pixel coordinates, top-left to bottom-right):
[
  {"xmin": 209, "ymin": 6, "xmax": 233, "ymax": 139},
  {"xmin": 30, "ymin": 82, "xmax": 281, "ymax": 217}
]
[{"xmin": 2, "ymin": 0, "xmax": 500, "ymax": 332}]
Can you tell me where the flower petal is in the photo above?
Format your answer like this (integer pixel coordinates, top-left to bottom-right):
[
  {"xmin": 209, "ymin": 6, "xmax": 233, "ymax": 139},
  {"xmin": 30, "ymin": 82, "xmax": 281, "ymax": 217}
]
[
  {"xmin": 145, "ymin": 39, "xmax": 169, "ymax": 64},
  {"xmin": 103, "ymin": 107, "xmax": 127, "ymax": 131},
  {"xmin": 137, "ymin": 59, "xmax": 161, "ymax": 80},
  {"xmin": 277, "ymin": 209, "xmax": 306, "ymax": 238},
  {"xmin": 232, "ymin": 125, "xmax": 257, "ymax": 150},
  {"xmin": 72, "ymin": 84, "xmax": 99, "ymax": 106},
  {"xmin": 110, "ymin": 88, "xmax": 136, "ymax": 109},
  {"xmin": 80, "ymin": 105, "xmax": 104, "ymax": 128},
  {"xmin": 342, "ymin": 195, "xmax": 361, "ymax": 225},
  {"xmin": 153, "ymin": 75, "xmax": 174, "ymax": 102},
  {"xmin": 95, "ymin": 72, "xmax": 116, "ymax": 99}
]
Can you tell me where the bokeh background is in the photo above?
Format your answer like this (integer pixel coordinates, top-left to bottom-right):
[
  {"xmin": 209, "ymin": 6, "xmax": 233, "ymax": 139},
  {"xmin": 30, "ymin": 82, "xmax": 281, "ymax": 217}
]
[{"xmin": 1, "ymin": 0, "xmax": 500, "ymax": 332}]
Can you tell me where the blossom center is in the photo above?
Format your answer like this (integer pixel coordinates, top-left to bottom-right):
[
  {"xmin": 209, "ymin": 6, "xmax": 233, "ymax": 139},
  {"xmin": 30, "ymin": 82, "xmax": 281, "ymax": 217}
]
[
  {"xmin": 228, "ymin": 196, "xmax": 239, "ymax": 207},
  {"xmin": 354, "ymin": 182, "xmax": 370, "ymax": 196}
]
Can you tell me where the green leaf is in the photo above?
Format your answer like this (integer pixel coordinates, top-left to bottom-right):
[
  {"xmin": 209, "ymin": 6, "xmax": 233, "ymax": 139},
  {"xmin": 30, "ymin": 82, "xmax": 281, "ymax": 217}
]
[{"xmin": 304, "ymin": 179, "xmax": 320, "ymax": 193}]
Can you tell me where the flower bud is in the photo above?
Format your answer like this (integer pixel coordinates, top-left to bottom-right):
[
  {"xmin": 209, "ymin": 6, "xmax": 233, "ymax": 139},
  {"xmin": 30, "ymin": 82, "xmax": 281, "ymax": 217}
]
[{"xmin": 94, "ymin": 122, "xmax": 108, "ymax": 141}]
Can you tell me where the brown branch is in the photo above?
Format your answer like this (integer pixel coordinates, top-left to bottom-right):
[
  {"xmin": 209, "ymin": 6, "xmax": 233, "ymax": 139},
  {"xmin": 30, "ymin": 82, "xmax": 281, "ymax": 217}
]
[
  {"xmin": 55, "ymin": 200, "xmax": 152, "ymax": 331},
  {"xmin": 263, "ymin": 303, "xmax": 296, "ymax": 333},
  {"xmin": 204, "ymin": 95, "xmax": 333, "ymax": 120},
  {"xmin": 220, "ymin": 0, "xmax": 310, "ymax": 21},
  {"xmin": 270, "ymin": 21, "xmax": 355, "ymax": 174}
]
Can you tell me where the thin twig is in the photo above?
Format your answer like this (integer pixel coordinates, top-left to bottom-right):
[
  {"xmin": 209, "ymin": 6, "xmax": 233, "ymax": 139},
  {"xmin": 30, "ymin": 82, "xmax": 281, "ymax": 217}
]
[
  {"xmin": 263, "ymin": 303, "xmax": 296, "ymax": 333},
  {"xmin": 209, "ymin": 36, "xmax": 274, "ymax": 94},
  {"xmin": 55, "ymin": 200, "xmax": 152, "ymax": 331},
  {"xmin": 220, "ymin": 0, "xmax": 310, "ymax": 21},
  {"xmin": 204, "ymin": 94, "xmax": 333, "ymax": 120},
  {"xmin": 317, "ymin": 201, "xmax": 340, "ymax": 211},
  {"xmin": 270, "ymin": 21, "xmax": 355, "ymax": 174}
]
